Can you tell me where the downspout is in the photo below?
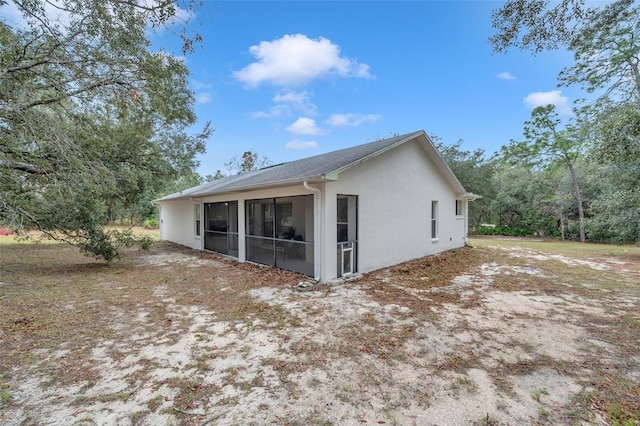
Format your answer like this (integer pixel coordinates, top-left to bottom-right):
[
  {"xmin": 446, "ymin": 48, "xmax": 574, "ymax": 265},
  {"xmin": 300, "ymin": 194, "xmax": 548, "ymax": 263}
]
[
  {"xmin": 190, "ymin": 197, "xmax": 202, "ymax": 250},
  {"xmin": 464, "ymin": 199, "xmax": 469, "ymax": 245},
  {"xmin": 303, "ymin": 181, "xmax": 322, "ymax": 282}
]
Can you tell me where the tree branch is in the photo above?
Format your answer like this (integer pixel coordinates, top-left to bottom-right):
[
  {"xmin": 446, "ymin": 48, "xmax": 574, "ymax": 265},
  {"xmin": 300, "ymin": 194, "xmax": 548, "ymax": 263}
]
[{"xmin": 0, "ymin": 159, "xmax": 45, "ymax": 175}]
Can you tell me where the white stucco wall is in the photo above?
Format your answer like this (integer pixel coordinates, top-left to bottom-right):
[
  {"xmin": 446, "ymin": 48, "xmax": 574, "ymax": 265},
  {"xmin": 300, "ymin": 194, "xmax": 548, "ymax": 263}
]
[
  {"xmin": 158, "ymin": 200, "xmax": 202, "ymax": 250},
  {"xmin": 157, "ymin": 185, "xmax": 321, "ymax": 270},
  {"xmin": 321, "ymin": 138, "xmax": 467, "ymax": 281},
  {"xmin": 157, "ymin": 138, "xmax": 468, "ymax": 282}
]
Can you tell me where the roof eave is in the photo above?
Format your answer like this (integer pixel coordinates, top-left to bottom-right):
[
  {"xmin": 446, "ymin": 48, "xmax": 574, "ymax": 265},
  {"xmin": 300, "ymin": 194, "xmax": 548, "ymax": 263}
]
[
  {"xmin": 462, "ymin": 192, "xmax": 482, "ymax": 201},
  {"xmin": 155, "ymin": 174, "xmax": 331, "ymax": 202},
  {"xmin": 324, "ymin": 131, "xmax": 424, "ymax": 177}
]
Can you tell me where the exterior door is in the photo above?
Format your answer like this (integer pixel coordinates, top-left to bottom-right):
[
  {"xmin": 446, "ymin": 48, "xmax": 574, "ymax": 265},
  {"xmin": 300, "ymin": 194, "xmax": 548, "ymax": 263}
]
[
  {"xmin": 204, "ymin": 201, "xmax": 238, "ymax": 257},
  {"xmin": 337, "ymin": 195, "xmax": 358, "ymax": 278},
  {"xmin": 227, "ymin": 201, "xmax": 239, "ymax": 257}
]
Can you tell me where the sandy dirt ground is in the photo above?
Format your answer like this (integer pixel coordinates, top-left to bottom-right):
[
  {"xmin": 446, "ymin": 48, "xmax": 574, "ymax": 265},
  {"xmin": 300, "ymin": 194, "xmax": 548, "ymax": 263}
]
[{"xmin": 1, "ymin": 241, "xmax": 639, "ymax": 425}]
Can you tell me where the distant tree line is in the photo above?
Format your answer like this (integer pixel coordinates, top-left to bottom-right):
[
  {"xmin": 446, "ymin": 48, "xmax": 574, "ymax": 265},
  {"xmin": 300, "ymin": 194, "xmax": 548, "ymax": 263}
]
[{"xmin": 446, "ymin": 0, "xmax": 639, "ymax": 244}]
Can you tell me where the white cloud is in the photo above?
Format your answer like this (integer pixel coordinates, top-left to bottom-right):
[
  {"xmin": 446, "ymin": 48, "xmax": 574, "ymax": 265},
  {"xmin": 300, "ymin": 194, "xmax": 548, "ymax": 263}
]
[
  {"xmin": 286, "ymin": 117, "xmax": 321, "ymax": 135},
  {"xmin": 274, "ymin": 90, "xmax": 317, "ymax": 115},
  {"xmin": 195, "ymin": 93, "xmax": 212, "ymax": 104},
  {"xmin": 250, "ymin": 104, "xmax": 291, "ymax": 119},
  {"xmin": 251, "ymin": 90, "xmax": 318, "ymax": 119},
  {"xmin": 285, "ymin": 139, "xmax": 319, "ymax": 150},
  {"xmin": 274, "ymin": 91, "xmax": 308, "ymax": 104},
  {"xmin": 524, "ymin": 90, "xmax": 571, "ymax": 115},
  {"xmin": 497, "ymin": 71, "xmax": 516, "ymax": 80},
  {"xmin": 327, "ymin": 113, "xmax": 381, "ymax": 127},
  {"xmin": 233, "ymin": 34, "xmax": 373, "ymax": 87}
]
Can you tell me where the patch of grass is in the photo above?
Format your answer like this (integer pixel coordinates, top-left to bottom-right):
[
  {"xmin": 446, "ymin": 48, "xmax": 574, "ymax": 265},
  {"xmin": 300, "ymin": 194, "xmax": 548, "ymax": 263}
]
[
  {"xmin": 0, "ymin": 387, "xmax": 11, "ymax": 408},
  {"xmin": 521, "ymin": 342, "xmax": 535, "ymax": 354},
  {"xmin": 166, "ymin": 377, "xmax": 207, "ymax": 411},
  {"xmin": 590, "ymin": 374, "xmax": 640, "ymax": 426},
  {"xmin": 0, "ymin": 239, "xmax": 304, "ymax": 392},
  {"xmin": 362, "ymin": 246, "xmax": 492, "ymax": 311},
  {"xmin": 436, "ymin": 352, "xmax": 479, "ymax": 373},
  {"xmin": 450, "ymin": 374, "xmax": 477, "ymax": 393},
  {"xmin": 537, "ymin": 404, "xmax": 549, "ymax": 419},
  {"xmin": 130, "ymin": 409, "xmax": 149, "ymax": 424},
  {"xmin": 307, "ymin": 377, "xmax": 322, "ymax": 387},
  {"xmin": 147, "ymin": 394, "xmax": 165, "ymax": 412},
  {"xmin": 470, "ymin": 237, "xmax": 640, "ymax": 261},
  {"xmin": 473, "ymin": 413, "xmax": 501, "ymax": 426},
  {"xmin": 3, "ymin": 235, "xmax": 640, "ymax": 425},
  {"xmin": 531, "ymin": 387, "xmax": 549, "ymax": 402},
  {"xmin": 335, "ymin": 321, "xmax": 416, "ymax": 362}
]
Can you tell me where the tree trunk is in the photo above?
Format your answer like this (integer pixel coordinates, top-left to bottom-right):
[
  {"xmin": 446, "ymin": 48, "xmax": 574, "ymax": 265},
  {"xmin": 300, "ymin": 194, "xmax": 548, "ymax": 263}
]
[{"xmin": 566, "ymin": 159, "xmax": 586, "ymax": 242}]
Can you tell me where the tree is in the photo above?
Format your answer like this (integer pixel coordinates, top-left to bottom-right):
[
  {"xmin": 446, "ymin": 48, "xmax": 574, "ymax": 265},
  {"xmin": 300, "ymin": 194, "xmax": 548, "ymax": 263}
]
[
  {"xmin": 205, "ymin": 170, "xmax": 225, "ymax": 181},
  {"xmin": 492, "ymin": 165, "xmax": 561, "ymax": 237},
  {"xmin": 434, "ymin": 138, "xmax": 497, "ymax": 229},
  {"xmin": 491, "ymin": 0, "xmax": 639, "ymax": 245},
  {"xmin": 583, "ymin": 159, "xmax": 640, "ymax": 243},
  {"xmin": 501, "ymin": 105, "xmax": 587, "ymax": 242},
  {"xmin": 559, "ymin": 3, "xmax": 640, "ymax": 104},
  {"xmin": 0, "ymin": 0, "xmax": 210, "ymax": 261},
  {"xmin": 224, "ymin": 151, "xmax": 271, "ymax": 175},
  {"xmin": 489, "ymin": 0, "xmax": 633, "ymax": 54}
]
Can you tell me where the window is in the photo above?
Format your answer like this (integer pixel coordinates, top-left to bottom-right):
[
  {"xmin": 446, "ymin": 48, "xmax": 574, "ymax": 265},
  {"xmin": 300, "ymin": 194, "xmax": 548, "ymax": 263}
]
[
  {"xmin": 456, "ymin": 200, "xmax": 463, "ymax": 216},
  {"xmin": 194, "ymin": 203, "xmax": 201, "ymax": 237},
  {"xmin": 431, "ymin": 200, "xmax": 438, "ymax": 240},
  {"xmin": 337, "ymin": 196, "xmax": 349, "ymax": 243}
]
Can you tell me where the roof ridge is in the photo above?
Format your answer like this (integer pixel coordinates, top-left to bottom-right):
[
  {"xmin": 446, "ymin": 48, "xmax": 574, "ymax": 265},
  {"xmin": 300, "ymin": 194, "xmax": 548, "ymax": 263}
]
[{"xmin": 154, "ymin": 130, "xmax": 451, "ymax": 202}]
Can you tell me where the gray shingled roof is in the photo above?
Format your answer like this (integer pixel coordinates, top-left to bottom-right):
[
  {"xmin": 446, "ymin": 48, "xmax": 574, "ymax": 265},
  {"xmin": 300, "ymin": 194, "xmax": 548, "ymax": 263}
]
[{"xmin": 155, "ymin": 130, "xmax": 470, "ymax": 202}]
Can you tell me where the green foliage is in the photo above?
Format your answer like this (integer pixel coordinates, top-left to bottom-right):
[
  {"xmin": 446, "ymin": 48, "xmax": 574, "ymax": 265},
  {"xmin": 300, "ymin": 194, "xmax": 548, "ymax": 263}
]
[
  {"xmin": 434, "ymin": 138, "xmax": 497, "ymax": 228},
  {"xmin": 157, "ymin": 172, "xmax": 204, "ymax": 199},
  {"xmin": 501, "ymin": 105, "xmax": 582, "ymax": 168},
  {"xmin": 206, "ymin": 170, "xmax": 226, "ymax": 181},
  {"xmin": 559, "ymin": 2, "xmax": 640, "ymax": 102},
  {"xmin": 501, "ymin": 105, "xmax": 587, "ymax": 242},
  {"xmin": 474, "ymin": 226, "xmax": 536, "ymax": 237},
  {"xmin": 224, "ymin": 151, "xmax": 271, "ymax": 175},
  {"xmin": 143, "ymin": 218, "xmax": 159, "ymax": 229},
  {"xmin": 489, "ymin": 0, "xmax": 633, "ymax": 54},
  {"xmin": 490, "ymin": 0, "xmax": 639, "ymax": 245},
  {"xmin": 77, "ymin": 228, "xmax": 152, "ymax": 263},
  {"xmin": 582, "ymin": 160, "xmax": 640, "ymax": 244},
  {"xmin": 0, "ymin": 0, "xmax": 208, "ymax": 261},
  {"xmin": 589, "ymin": 102, "xmax": 640, "ymax": 168}
]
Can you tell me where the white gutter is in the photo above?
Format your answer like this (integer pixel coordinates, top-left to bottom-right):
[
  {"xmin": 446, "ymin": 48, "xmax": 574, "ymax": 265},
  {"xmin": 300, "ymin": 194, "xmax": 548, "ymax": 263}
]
[{"xmin": 303, "ymin": 181, "xmax": 322, "ymax": 282}]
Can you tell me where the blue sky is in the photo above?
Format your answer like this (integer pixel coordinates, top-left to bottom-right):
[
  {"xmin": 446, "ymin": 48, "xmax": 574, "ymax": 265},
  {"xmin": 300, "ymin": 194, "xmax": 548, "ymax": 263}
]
[
  {"xmin": 4, "ymin": 0, "xmax": 587, "ymax": 177},
  {"xmin": 158, "ymin": 1, "xmax": 586, "ymax": 177}
]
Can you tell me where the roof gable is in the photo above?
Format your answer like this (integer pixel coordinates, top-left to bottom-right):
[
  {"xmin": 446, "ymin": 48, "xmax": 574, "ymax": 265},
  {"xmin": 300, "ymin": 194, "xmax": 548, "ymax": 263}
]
[{"xmin": 155, "ymin": 130, "xmax": 471, "ymax": 201}]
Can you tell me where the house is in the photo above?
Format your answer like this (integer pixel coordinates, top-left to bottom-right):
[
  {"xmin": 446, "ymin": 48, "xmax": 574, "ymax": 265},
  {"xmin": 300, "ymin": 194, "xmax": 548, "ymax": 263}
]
[{"xmin": 154, "ymin": 130, "xmax": 479, "ymax": 282}]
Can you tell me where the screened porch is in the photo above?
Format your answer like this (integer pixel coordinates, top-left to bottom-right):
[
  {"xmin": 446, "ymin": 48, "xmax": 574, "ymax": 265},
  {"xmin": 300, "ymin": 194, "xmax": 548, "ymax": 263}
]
[{"xmin": 245, "ymin": 195, "xmax": 314, "ymax": 277}]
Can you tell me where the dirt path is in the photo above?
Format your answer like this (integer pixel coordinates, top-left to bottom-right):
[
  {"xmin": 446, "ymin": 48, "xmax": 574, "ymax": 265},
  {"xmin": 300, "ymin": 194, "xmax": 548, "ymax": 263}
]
[{"xmin": 1, "ymin": 241, "xmax": 638, "ymax": 425}]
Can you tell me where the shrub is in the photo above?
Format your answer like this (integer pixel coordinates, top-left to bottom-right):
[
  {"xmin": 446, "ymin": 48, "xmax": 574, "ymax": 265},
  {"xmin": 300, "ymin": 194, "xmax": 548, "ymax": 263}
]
[{"xmin": 143, "ymin": 218, "xmax": 159, "ymax": 229}]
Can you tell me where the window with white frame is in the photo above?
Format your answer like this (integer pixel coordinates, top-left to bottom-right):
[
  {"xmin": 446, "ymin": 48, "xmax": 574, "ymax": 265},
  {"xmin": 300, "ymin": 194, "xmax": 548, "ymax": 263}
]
[
  {"xmin": 431, "ymin": 200, "xmax": 438, "ymax": 240},
  {"xmin": 194, "ymin": 203, "xmax": 201, "ymax": 237},
  {"xmin": 456, "ymin": 199, "xmax": 463, "ymax": 216}
]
